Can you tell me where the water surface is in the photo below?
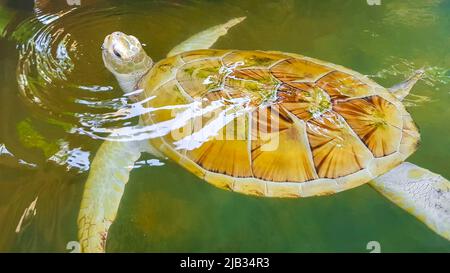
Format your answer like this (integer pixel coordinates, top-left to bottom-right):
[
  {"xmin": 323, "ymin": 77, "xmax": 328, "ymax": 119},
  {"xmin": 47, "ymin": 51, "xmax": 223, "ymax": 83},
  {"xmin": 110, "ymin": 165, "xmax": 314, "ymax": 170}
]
[{"xmin": 0, "ymin": 0, "xmax": 449, "ymax": 252}]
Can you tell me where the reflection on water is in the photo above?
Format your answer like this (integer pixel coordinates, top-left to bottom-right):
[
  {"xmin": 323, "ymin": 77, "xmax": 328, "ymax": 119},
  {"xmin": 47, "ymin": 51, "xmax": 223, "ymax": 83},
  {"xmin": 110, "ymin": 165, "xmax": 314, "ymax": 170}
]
[{"xmin": 0, "ymin": 0, "xmax": 449, "ymax": 252}]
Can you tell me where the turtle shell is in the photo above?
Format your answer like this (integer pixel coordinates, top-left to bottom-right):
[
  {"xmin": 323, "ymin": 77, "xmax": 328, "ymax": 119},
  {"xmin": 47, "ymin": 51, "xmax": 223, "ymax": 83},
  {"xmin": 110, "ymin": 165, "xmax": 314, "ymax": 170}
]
[{"xmin": 138, "ymin": 49, "xmax": 420, "ymax": 197}]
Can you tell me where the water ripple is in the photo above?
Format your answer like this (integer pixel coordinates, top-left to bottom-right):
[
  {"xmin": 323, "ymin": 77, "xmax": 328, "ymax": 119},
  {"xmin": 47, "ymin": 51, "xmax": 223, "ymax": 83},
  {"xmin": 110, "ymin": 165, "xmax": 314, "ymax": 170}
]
[{"xmin": 13, "ymin": 6, "xmax": 152, "ymax": 143}]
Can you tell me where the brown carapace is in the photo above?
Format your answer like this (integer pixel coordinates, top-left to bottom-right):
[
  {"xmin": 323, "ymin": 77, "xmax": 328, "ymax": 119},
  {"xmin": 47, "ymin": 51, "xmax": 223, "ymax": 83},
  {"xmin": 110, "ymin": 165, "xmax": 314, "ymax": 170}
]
[{"xmin": 139, "ymin": 50, "xmax": 420, "ymax": 197}]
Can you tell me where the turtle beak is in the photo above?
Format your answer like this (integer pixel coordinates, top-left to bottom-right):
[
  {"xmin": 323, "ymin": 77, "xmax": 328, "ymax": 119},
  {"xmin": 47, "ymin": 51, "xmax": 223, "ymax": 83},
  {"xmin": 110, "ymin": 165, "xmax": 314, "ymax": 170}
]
[{"xmin": 102, "ymin": 34, "xmax": 112, "ymax": 53}]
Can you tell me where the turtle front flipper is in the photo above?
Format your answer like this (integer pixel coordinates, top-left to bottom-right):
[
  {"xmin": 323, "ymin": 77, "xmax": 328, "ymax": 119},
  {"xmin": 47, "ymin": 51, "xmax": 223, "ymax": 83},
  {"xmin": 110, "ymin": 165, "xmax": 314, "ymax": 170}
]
[
  {"xmin": 369, "ymin": 162, "xmax": 450, "ymax": 241},
  {"xmin": 78, "ymin": 140, "xmax": 144, "ymax": 253},
  {"xmin": 166, "ymin": 17, "xmax": 246, "ymax": 57}
]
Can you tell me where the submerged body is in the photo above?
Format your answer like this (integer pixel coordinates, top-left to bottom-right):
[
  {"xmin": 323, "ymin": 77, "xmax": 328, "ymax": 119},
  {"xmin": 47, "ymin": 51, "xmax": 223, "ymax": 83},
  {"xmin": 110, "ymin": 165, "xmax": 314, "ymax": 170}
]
[{"xmin": 78, "ymin": 17, "xmax": 449, "ymax": 252}]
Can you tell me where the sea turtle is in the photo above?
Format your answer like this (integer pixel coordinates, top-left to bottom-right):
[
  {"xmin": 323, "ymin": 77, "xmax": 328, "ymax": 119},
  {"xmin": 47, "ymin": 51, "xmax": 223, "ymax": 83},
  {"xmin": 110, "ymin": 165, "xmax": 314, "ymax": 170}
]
[{"xmin": 78, "ymin": 17, "xmax": 450, "ymax": 252}]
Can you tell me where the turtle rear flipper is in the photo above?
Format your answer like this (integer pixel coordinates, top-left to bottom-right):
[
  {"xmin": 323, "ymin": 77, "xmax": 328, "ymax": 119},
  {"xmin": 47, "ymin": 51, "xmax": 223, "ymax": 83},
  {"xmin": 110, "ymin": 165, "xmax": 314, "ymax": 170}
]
[
  {"xmin": 370, "ymin": 162, "xmax": 450, "ymax": 241},
  {"xmin": 388, "ymin": 69, "xmax": 425, "ymax": 100}
]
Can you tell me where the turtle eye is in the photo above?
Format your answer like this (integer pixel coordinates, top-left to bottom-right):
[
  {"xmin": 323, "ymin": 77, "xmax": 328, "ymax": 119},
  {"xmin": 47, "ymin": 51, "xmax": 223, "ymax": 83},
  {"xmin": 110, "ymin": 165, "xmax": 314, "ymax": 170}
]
[{"xmin": 113, "ymin": 49, "xmax": 122, "ymax": 58}]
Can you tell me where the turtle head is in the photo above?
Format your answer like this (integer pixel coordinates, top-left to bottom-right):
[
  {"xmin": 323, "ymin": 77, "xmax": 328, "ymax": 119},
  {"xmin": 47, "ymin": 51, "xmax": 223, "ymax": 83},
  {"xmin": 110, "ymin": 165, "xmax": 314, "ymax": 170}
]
[{"xmin": 102, "ymin": 32, "xmax": 153, "ymax": 93}]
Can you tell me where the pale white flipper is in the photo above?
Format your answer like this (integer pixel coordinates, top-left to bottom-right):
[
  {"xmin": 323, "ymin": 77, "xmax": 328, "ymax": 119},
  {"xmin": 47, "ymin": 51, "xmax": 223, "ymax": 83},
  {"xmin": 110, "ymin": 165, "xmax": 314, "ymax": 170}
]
[
  {"xmin": 370, "ymin": 162, "xmax": 450, "ymax": 241},
  {"xmin": 78, "ymin": 140, "xmax": 145, "ymax": 252},
  {"xmin": 167, "ymin": 17, "xmax": 246, "ymax": 57},
  {"xmin": 388, "ymin": 69, "xmax": 425, "ymax": 100}
]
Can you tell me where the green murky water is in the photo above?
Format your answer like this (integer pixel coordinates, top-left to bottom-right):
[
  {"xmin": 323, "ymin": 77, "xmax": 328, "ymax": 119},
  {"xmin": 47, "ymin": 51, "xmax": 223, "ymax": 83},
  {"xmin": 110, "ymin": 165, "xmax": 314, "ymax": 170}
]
[{"xmin": 0, "ymin": 0, "xmax": 449, "ymax": 252}]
